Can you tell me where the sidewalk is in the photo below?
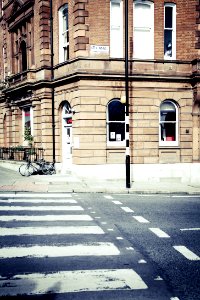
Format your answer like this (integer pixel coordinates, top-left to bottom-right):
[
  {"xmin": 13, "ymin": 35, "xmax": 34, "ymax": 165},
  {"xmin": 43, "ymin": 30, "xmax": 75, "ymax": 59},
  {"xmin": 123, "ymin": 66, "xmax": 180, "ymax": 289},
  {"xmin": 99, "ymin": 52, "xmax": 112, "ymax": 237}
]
[{"xmin": 0, "ymin": 162, "xmax": 200, "ymax": 194}]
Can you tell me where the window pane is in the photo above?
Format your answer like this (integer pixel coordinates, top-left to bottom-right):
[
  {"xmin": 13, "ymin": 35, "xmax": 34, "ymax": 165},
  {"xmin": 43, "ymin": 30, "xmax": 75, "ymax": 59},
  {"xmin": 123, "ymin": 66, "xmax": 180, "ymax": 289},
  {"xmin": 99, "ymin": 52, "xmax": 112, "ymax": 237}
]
[
  {"xmin": 108, "ymin": 101, "xmax": 125, "ymax": 121},
  {"xmin": 24, "ymin": 107, "xmax": 31, "ymax": 128},
  {"xmin": 160, "ymin": 123, "xmax": 176, "ymax": 141},
  {"xmin": 164, "ymin": 30, "xmax": 172, "ymax": 57},
  {"xmin": 134, "ymin": 3, "xmax": 151, "ymax": 28},
  {"xmin": 63, "ymin": 7, "xmax": 68, "ymax": 32},
  {"xmin": 108, "ymin": 122, "xmax": 125, "ymax": 141},
  {"xmin": 111, "ymin": 2, "xmax": 121, "ymax": 27},
  {"xmin": 165, "ymin": 6, "xmax": 173, "ymax": 28}
]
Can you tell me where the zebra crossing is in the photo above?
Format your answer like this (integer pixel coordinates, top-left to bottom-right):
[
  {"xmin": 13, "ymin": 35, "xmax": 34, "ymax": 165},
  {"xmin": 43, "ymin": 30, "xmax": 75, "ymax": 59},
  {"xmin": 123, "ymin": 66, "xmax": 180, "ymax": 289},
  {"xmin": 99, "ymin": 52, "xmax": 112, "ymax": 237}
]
[{"xmin": 0, "ymin": 193, "xmax": 170, "ymax": 299}]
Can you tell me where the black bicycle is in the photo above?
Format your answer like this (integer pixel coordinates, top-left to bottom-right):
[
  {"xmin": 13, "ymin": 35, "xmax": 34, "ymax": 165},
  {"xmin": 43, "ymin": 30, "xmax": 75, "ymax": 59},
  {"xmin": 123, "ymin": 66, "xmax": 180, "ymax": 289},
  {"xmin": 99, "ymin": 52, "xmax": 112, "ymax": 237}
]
[{"xmin": 19, "ymin": 159, "xmax": 56, "ymax": 176}]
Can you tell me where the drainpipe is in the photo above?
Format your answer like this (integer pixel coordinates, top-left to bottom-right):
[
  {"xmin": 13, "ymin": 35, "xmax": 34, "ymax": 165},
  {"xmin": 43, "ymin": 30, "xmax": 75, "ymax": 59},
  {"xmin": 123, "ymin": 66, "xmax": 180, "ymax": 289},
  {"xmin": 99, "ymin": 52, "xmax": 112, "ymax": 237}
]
[
  {"xmin": 50, "ymin": 0, "xmax": 56, "ymax": 163},
  {"xmin": 125, "ymin": 0, "xmax": 130, "ymax": 188}
]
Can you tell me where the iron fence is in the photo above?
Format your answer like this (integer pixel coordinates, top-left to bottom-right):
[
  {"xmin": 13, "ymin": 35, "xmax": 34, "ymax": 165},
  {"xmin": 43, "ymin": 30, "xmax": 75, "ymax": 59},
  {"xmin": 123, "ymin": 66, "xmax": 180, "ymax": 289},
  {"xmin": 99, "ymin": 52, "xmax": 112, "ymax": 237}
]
[{"xmin": 0, "ymin": 147, "xmax": 44, "ymax": 162}]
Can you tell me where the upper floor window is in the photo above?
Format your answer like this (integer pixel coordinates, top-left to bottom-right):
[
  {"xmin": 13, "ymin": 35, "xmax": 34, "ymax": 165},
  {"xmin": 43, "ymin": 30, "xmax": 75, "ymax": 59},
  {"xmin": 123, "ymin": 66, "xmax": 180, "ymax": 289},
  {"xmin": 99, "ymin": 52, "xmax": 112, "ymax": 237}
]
[
  {"xmin": 164, "ymin": 3, "xmax": 176, "ymax": 60},
  {"xmin": 159, "ymin": 100, "xmax": 178, "ymax": 146},
  {"xmin": 20, "ymin": 40, "xmax": 27, "ymax": 72},
  {"xmin": 59, "ymin": 4, "xmax": 69, "ymax": 63},
  {"xmin": 107, "ymin": 99, "xmax": 125, "ymax": 146},
  {"xmin": 133, "ymin": 0, "xmax": 154, "ymax": 59},
  {"xmin": 110, "ymin": 0, "xmax": 123, "ymax": 58}
]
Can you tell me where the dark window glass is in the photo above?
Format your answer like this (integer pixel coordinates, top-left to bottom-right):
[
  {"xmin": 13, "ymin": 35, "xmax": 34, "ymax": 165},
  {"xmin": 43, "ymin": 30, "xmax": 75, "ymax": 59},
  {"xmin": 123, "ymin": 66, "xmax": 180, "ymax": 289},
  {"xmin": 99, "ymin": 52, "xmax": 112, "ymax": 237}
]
[
  {"xmin": 165, "ymin": 6, "xmax": 172, "ymax": 28},
  {"xmin": 108, "ymin": 101, "xmax": 125, "ymax": 121}
]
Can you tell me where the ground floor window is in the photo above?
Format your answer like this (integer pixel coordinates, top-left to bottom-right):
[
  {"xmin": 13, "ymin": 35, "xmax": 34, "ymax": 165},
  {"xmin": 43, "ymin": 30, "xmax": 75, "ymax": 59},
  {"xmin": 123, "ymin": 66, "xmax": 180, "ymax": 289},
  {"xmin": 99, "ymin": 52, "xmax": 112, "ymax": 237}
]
[
  {"xmin": 107, "ymin": 99, "xmax": 125, "ymax": 146},
  {"xmin": 159, "ymin": 100, "xmax": 178, "ymax": 146},
  {"xmin": 22, "ymin": 106, "xmax": 33, "ymax": 141}
]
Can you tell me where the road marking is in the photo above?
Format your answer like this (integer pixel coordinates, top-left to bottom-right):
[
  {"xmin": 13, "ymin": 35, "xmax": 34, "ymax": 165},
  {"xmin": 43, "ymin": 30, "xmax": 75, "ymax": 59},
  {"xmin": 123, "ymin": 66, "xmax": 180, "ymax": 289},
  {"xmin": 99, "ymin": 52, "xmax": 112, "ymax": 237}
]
[
  {"xmin": 121, "ymin": 206, "xmax": 134, "ymax": 213},
  {"xmin": 0, "ymin": 205, "xmax": 84, "ymax": 211},
  {"xmin": 116, "ymin": 237, "xmax": 123, "ymax": 240},
  {"xmin": 133, "ymin": 216, "xmax": 150, "ymax": 223},
  {"xmin": 0, "ymin": 269, "xmax": 148, "ymax": 296},
  {"xmin": 0, "ymin": 215, "xmax": 93, "ymax": 222},
  {"xmin": 0, "ymin": 193, "xmax": 72, "ymax": 198},
  {"xmin": 180, "ymin": 228, "xmax": 200, "ymax": 231},
  {"xmin": 112, "ymin": 200, "xmax": 122, "ymax": 205},
  {"xmin": 149, "ymin": 228, "xmax": 170, "ymax": 238},
  {"xmin": 0, "ymin": 199, "xmax": 77, "ymax": 203},
  {"xmin": 104, "ymin": 195, "xmax": 113, "ymax": 199},
  {"xmin": 0, "ymin": 243, "xmax": 120, "ymax": 258},
  {"xmin": 0, "ymin": 226, "xmax": 105, "ymax": 236},
  {"xmin": 173, "ymin": 246, "xmax": 200, "ymax": 261}
]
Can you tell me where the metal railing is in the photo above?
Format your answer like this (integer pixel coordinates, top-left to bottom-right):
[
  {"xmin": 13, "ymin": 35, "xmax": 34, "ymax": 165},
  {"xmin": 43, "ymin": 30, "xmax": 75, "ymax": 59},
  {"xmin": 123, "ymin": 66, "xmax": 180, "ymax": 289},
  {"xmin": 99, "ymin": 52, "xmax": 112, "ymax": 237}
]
[{"xmin": 0, "ymin": 147, "xmax": 44, "ymax": 162}]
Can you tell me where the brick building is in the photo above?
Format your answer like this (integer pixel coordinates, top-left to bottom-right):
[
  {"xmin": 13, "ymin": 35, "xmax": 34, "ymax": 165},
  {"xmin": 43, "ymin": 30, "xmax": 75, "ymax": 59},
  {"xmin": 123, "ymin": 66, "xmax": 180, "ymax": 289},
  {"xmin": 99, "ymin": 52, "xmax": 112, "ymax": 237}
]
[{"xmin": 0, "ymin": 0, "xmax": 200, "ymax": 183}]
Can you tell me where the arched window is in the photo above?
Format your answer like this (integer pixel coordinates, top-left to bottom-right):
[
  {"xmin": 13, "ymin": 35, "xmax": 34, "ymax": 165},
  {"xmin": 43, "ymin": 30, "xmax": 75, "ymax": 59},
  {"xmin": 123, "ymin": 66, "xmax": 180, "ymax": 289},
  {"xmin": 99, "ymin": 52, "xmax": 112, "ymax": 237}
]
[
  {"xmin": 20, "ymin": 41, "xmax": 27, "ymax": 71},
  {"xmin": 159, "ymin": 100, "xmax": 178, "ymax": 146},
  {"xmin": 107, "ymin": 99, "xmax": 125, "ymax": 146}
]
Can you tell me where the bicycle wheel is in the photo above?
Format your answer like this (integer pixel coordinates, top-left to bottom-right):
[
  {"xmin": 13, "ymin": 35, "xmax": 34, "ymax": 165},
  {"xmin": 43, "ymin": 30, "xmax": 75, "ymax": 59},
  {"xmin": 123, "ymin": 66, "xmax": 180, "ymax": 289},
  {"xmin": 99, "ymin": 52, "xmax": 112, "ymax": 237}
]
[
  {"xmin": 42, "ymin": 163, "xmax": 51, "ymax": 175},
  {"xmin": 19, "ymin": 163, "xmax": 32, "ymax": 176}
]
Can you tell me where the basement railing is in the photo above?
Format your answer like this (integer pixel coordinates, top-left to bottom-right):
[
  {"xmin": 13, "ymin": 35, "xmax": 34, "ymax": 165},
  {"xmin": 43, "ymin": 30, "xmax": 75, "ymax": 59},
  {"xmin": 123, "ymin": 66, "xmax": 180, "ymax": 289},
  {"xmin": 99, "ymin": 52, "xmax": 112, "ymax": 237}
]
[{"xmin": 0, "ymin": 147, "xmax": 44, "ymax": 162}]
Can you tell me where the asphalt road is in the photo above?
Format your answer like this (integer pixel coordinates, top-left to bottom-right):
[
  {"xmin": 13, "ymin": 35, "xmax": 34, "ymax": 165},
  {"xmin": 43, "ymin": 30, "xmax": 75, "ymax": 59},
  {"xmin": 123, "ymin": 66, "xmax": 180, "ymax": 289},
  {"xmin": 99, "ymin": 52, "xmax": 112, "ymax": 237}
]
[{"xmin": 0, "ymin": 192, "xmax": 199, "ymax": 299}]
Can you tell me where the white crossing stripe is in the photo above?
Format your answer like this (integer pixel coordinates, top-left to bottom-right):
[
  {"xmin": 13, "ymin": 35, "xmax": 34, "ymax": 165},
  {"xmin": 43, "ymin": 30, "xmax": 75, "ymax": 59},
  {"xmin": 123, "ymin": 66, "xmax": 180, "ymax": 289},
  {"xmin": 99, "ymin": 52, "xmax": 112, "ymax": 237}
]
[
  {"xmin": 104, "ymin": 195, "xmax": 113, "ymax": 199},
  {"xmin": 0, "ymin": 193, "xmax": 72, "ymax": 198},
  {"xmin": 121, "ymin": 206, "xmax": 134, "ymax": 213},
  {"xmin": 0, "ymin": 199, "xmax": 77, "ymax": 203},
  {"xmin": 112, "ymin": 200, "xmax": 122, "ymax": 205},
  {"xmin": 149, "ymin": 228, "xmax": 170, "ymax": 238},
  {"xmin": 0, "ymin": 205, "xmax": 84, "ymax": 211},
  {"xmin": 0, "ymin": 226, "xmax": 105, "ymax": 236},
  {"xmin": 133, "ymin": 216, "xmax": 150, "ymax": 223},
  {"xmin": 0, "ymin": 242, "xmax": 120, "ymax": 258},
  {"xmin": 0, "ymin": 215, "xmax": 93, "ymax": 222},
  {"xmin": 173, "ymin": 246, "xmax": 200, "ymax": 261},
  {"xmin": 0, "ymin": 269, "xmax": 148, "ymax": 296},
  {"xmin": 180, "ymin": 228, "xmax": 200, "ymax": 231}
]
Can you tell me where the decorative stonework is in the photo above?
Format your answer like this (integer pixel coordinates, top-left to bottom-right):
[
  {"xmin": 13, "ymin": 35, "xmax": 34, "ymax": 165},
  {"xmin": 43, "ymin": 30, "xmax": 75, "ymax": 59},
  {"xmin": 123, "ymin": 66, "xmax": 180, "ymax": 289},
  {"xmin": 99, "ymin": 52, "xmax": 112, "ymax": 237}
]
[{"xmin": 73, "ymin": 0, "xmax": 89, "ymax": 53}]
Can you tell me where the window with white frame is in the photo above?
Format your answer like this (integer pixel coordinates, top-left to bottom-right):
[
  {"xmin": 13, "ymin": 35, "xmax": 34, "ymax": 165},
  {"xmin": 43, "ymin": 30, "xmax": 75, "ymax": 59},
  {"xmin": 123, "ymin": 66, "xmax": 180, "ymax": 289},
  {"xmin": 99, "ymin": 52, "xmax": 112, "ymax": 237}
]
[
  {"xmin": 133, "ymin": 0, "xmax": 154, "ymax": 59},
  {"xmin": 22, "ymin": 106, "xmax": 33, "ymax": 140},
  {"xmin": 110, "ymin": 0, "xmax": 123, "ymax": 58},
  {"xmin": 59, "ymin": 4, "xmax": 69, "ymax": 63},
  {"xmin": 107, "ymin": 99, "xmax": 125, "ymax": 146},
  {"xmin": 159, "ymin": 100, "xmax": 178, "ymax": 146},
  {"xmin": 164, "ymin": 3, "xmax": 176, "ymax": 60}
]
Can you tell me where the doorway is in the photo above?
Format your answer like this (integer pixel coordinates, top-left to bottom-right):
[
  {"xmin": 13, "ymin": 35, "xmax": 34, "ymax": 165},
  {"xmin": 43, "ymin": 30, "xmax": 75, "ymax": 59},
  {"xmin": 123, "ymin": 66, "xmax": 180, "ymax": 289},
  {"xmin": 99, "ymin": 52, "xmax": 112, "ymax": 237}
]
[{"xmin": 62, "ymin": 102, "xmax": 73, "ymax": 169}]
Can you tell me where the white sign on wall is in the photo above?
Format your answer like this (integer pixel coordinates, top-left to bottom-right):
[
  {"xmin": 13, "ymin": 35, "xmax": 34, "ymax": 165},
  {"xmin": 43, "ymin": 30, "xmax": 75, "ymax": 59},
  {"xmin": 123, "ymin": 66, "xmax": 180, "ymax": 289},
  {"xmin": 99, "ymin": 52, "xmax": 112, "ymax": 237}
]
[{"xmin": 90, "ymin": 45, "xmax": 109, "ymax": 54}]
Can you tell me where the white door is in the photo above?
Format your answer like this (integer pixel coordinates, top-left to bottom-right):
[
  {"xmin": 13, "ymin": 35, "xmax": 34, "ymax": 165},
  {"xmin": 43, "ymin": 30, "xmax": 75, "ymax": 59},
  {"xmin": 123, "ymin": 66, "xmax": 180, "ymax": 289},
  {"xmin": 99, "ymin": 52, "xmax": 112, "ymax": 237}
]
[{"xmin": 62, "ymin": 103, "xmax": 73, "ymax": 169}]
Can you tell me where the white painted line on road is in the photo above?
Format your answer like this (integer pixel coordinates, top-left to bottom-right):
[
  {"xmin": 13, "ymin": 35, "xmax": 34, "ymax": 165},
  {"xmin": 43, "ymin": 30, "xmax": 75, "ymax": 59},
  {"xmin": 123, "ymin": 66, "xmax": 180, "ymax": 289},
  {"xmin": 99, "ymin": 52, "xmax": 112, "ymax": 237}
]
[
  {"xmin": 138, "ymin": 259, "xmax": 147, "ymax": 264},
  {"xmin": 0, "ymin": 205, "xmax": 84, "ymax": 211},
  {"xmin": 133, "ymin": 216, "xmax": 150, "ymax": 223},
  {"xmin": 0, "ymin": 215, "xmax": 93, "ymax": 222},
  {"xmin": 172, "ymin": 195, "xmax": 200, "ymax": 198},
  {"xmin": 0, "ymin": 242, "xmax": 120, "ymax": 258},
  {"xmin": 180, "ymin": 228, "xmax": 200, "ymax": 231},
  {"xmin": 149, "ymin": 228, "xmax": 170, "ymax": 238},
  {"xmin": 0, "ymin": 193, "xmax": 72, "ymax": 198},
  {"xmin": 0, "ymin": 199, "xmax": 77, "ymax": 203},
  {"xmin": 0, "ymin": 269, "xmax": 148, "ymax": 296},
  {"xmin": 112, "ymin": 200, "xmax": 122, "ymax": 205},
  {"xmin": 104, "ymin": 195, "xmax": 113, "ymax": 199},
  {"xmin": 173, "ymin": 246, "xmax": 200, "ymax": 261},
  {"xmin": 121, "ymin": 207, "xmax": 134, "ymax": 213},
  {"xmin": 107, "ymin": 228, "xmax": 114, "ymax": 231},
  {"xmin": 0, "ymin": 226, "xmax": 105, "ymax": 236},
  {"xmin": 116, "ymin": 237, "xmax": 123, "ymax": 240}
]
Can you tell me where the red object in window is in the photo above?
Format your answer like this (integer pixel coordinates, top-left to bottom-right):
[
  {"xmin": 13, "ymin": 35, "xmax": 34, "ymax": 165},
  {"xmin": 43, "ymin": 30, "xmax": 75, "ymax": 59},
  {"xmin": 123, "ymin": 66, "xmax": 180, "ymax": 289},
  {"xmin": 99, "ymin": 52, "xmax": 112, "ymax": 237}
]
[
  {"xmin": 166, "ymin": 136, "xmax": 175, "ymax": 141},
  {"xmin": 67, "ymin": 118, "xmax": 72, "ymax": 124}
]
